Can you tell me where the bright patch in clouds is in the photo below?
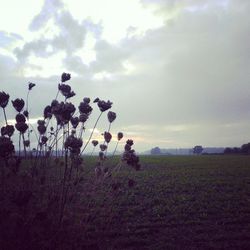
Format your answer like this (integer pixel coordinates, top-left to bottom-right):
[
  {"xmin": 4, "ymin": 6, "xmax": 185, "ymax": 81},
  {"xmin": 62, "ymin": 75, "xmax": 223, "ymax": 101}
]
[
  {"xmin": 63, "ymin": 0, "xmax": 164, "ymax": 43},
  {"xmin": 74, "ymin": 33, "xmax": 96, "ymax": 66},
  {"xmin": 0, "ymin": 0, "xmax": 43, "ymax": 38},
  {"xmin": 92, "ymin": 71, "xmax": 114, "ymax": 81},
  {"xmin": 24, "ymin": 51, "xmax": 66, "ymax": 78}
]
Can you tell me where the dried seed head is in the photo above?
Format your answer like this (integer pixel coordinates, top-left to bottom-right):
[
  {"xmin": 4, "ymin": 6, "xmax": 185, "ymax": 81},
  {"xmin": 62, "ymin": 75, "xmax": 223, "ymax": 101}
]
[
  {"xmin": 78, "ymin": 102, "xmax": 92, "ymax": 115},
  {"xmin": 93, "ymin": 97, "xmax": 99, "ymax": 103},
  {"xmin": 15, "ymin": 122, "xmax": 28, "ymax": 134},
  {"xmin": 58, "ymin": 83, "xmax": 72, "ymax": 98},
  {"xmin": 83, "ymin": 97, "xmax": 90, "ymax": 104},
  {"xmin": 97, "ymin": 100, "xmax": 112, "ymax": 112},
  {"xmin": 61, "ymin": 72, "xmax": 71, "ymax": 82},
  {"xmin": 0, "ymin": 136, "xmax": 15, "ymax": 158},
  {"xmin": 41, "ymin": 136, "xmax": 48, "ymax": 145},
  {"xmin": 1, "ymin": 125, "xmax": 15, "ymax": 137},
  {"xmin": 0, "ymin": 91, "xmax": 10, "ymax": 108},
  {"xmin": 92, "ymin": 140, "xmax": 98, "ymax": 147},
  {"xmin": 44, "ymin": 105, "xmax": 52, "ymax": 119},
  {"xmin": 64, "ymin": 135, "xmax": 83, "ymax": 154},
  {"xmin": 51, "ymin": 99, "xmax": 59, "ymax": 107},
  {"xmin": 16, "ymin": 113, "xmax": 26, "ymax": 123},
  {"xmin": 100, "ymin": 144, "xmax": 107, "ymax": 151},
  {"xmin": 107, "ymin": 111, "xmax": 116, "ymax": 123},
  {"xmin": 99, "ymin": 151, "xmax": 104, "ymax": 160},
  {"xmin": 28, "ymin": 82, "xmax": 36, "ymax": 90},
  {"xmin": 37, "ymin": 124, "xmax": 46, "ymax": 135},
  {"xmin": 104, "ymin": 131, "xmax": 112, "ymax": 143},
  {"xmin": 79, "ymin": 113, "xmax": 89, "ymax": 123},
  {"xmin": 12, "ymin": 98, "xmax": 25, "ymax": 113},
  {"xmin": 124, "ymin": 144, "xmax": 131, "ymax": 151},
  {"xmin": 117, "ymin": 132, "xmax": 123, "ymax": 141},
  {"xmin": 37, "ymin": 120, "xmax": 45, "ymax": 126},
  {"xmin": 126, "ymin": 139, "xmax": 134, "ymax": 146},
  {"xmin": 23, "ymin": 110, "xmax": 29, "ymax": 118},
  {"xmin": 70, "ymin": 117, "xmax": 79, "ymax": 128}
]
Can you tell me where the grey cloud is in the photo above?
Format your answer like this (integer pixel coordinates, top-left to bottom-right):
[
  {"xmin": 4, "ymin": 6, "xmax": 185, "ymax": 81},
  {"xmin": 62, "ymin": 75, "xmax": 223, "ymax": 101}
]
[
  {"xmin": 89, "ymin": 40, "xmax": 129, "ymax": 73},
  {"xmin": 14, "ymin": 38, "xmax": 54, "ymax": 61},
  {"xmin": 29, "ymin": 0, "xmax": 64, "ymax": 31},
  {"xmin": 1, "ymin": 0, "xmax": 250, "ymax": 151},
  {"xmin": 0, "ymin": 31, "xmax": 22, "ymax": 48}
]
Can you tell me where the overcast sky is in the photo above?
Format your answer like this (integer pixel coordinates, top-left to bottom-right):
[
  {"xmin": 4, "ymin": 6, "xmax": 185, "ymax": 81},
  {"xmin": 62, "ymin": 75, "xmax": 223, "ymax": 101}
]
[{"xmin": 0, "ymin": 0, "xmax": 249, "ymax": 152}]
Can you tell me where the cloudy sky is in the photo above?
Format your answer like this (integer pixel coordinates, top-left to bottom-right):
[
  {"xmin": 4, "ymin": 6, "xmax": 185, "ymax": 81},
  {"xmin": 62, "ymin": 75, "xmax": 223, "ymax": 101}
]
[{"xmin": 0, "ymin": 0, "xmax": 249, "ymax": 152}]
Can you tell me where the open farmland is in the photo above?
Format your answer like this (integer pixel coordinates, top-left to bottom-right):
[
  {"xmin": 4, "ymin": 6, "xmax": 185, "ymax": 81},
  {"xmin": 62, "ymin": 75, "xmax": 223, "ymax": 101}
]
[
  {"xmin": 72, "ymin": 155, "xmax": 250, "ymax": 249},
  {"xmin": 1, "ymin": 155, "xmax": 250, "ymax": 250}
]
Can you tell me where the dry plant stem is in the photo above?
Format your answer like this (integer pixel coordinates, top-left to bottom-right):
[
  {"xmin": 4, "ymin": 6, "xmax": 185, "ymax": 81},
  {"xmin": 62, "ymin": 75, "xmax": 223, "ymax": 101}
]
[
  {"xmin": 90, "ymin": 147, "xmax": 95, "ymax": 156},
  {"xmin": 104, "ymin": 122, "xmax": 112, "ymax": 157},
  {"xmin": 26, "ymin": 91, "xmax": 31, "ymax": 151},
  {"xmin": 0, "ymin": 158, "xmax": 6, "ymax": 192},
  {"xmin": 56, "ymin": 125, "xmax": 58, "ymax": 158},
  {"xmin": 33, "ymin": 135, "xmax": 41, "ymax": 170},
  {"xmin": 79, "ymin": 123, "xmax": 85, "ymax": 139},
  {"xmin": 29, "ymin": 123, "xmax": 39, "ymax": 141},
  {"xmin": 19, "ymin": 133, "xmax": 21, "ymax": 157},
  {"xmin": 55, "ymin": 89, "xmax": 60, "ymax": 100},
  {"xmin": 59, "ymin": 125, "xmax": 69, "ymax": 226},
  {"xmin": 2, "ymin": 108, "xmax": 8, "ymax": 125},
  {"xmin": 22, "ymin": 133, "xmax": 27, "ymax": 158},
  {"xmin": 81, "ymin": 111, "xmax": 103, "ymax": 154},
  {"xmin": 112, "ymin": 141, "xmax": 119, "ymax": 157}
]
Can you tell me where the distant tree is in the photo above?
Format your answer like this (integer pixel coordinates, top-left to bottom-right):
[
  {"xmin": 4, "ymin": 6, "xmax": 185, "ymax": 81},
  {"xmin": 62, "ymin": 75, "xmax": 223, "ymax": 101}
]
[
  {"xmin": 193, "ymin": 145, "xmax": 203, "ymax": 155},
  {"xmin": 151, "ymin": 147, "xmax": 161, "ymax": 155},
  {"xmin": 241, "ymin": 143, "xmax": 250, "ymax": 154},
  {"xmin": 232, "ymin": 147, "xmax": 240, "ymax": 154},
  {"xmin": 224, "ymin": 147, "xmax": 232, "ymax": 154}
]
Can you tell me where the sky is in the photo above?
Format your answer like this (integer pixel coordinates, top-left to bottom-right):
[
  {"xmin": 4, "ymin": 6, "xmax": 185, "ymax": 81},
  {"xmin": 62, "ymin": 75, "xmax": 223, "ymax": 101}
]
[{"xmin": 0, "ymin": 0, "xmax": 249, "ymax": 152}]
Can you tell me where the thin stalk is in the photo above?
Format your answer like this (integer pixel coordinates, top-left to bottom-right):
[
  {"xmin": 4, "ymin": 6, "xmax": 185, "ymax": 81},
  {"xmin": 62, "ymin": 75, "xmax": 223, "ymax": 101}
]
[
  {"xmin": 112, "ymin": 141, "xmax": 119, "ymax": 157},
  {"xmin": 103, "ymin": 122, "xmax": 112, "ymax": 157},
  {"xmin": 19, "ymin": 133, "xmax": 21, "ymax": 157},
  {"xmin": 81, "ymin": 112, "xmax": 103, "ymax": 154},
  {"xmin": 55, "ymin": 89, "xmax": 59, "ymax": 100},
  {"xmin": 90, "ymin": 147, "xmax": 96, "ymax": 156},
  {"xmin": 2, "ymin": 108, "xmax": 8, "ymax": 125},
  {"xmin": 22, "ymin": 133, "xmax": 27, "ymax": 158}
]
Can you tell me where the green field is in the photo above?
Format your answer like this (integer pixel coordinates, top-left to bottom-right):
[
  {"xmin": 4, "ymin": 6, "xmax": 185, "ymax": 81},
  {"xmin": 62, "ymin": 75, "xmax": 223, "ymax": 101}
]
[
  {"xmin": 72, "ymin": 155, "xmax": 250, "ymax": 249},
  {"xmin": 1, "ymin": 155, "xmax": 250, "ymax": 249}
]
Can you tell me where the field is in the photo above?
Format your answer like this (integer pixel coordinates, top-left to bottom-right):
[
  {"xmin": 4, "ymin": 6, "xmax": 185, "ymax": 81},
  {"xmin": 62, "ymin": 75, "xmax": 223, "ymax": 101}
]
[
  {"xmin": 1, "ymin": 155, "xmax": 250, "ymax": 249},
  {"xmin": 73, "ymin": 155, "xmax": 250, "ymax": 249}
]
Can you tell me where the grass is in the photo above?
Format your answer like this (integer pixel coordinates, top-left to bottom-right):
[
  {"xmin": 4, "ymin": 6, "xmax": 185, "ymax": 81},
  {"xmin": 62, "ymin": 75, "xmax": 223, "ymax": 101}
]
[
  {"xmin": 63, "ymin": 155, "xmax": 250, "ymax": 249},
  {"xmin": 1, "ymin": 155, "xmax": 250, "ymax": 249}
]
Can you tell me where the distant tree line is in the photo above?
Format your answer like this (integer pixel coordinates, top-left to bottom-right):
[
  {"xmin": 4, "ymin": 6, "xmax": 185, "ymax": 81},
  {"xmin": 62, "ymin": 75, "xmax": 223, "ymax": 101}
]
[
  {"xmin": 224, "ymin": 143, "xmax": 250, "ymax": 155},
  {"xmin": 151, "ymin": 147, "xmax": 162, "ymax": 155}
]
